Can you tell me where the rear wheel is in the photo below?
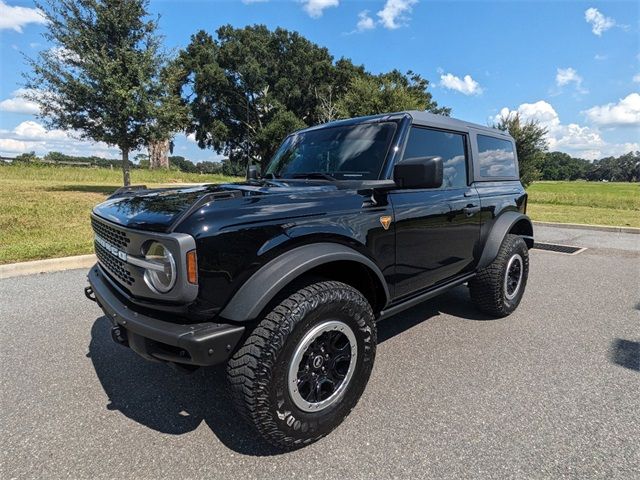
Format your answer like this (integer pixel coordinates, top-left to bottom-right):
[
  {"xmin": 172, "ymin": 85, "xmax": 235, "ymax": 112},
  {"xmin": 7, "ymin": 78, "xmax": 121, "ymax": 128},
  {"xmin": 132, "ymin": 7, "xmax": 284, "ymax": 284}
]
[
  {"xmin": 227, "ymin": 280, "xmax": 376, "ymax": 449},
  {"xmin": 469, "ymin": 234, "xmax": 529, "ymax": 317}
]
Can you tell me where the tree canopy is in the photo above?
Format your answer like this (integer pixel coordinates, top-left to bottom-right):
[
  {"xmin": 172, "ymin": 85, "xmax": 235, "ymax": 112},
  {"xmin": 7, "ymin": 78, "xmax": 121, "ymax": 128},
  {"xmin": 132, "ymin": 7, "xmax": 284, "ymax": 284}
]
[
  {"xmin": 536, "ymin": 151, "xmax": 639, "ymax": 182},
  {"xmin": 176, "ymin": 25, "xmax": 448, "ymax": 170}
]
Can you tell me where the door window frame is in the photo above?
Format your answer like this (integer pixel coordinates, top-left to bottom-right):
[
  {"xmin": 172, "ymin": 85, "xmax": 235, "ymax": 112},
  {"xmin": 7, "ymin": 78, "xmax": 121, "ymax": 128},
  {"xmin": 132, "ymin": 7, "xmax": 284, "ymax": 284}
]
[{"xmin": 391, "ymin": 124, "xmax": 472, "ymax": 190}]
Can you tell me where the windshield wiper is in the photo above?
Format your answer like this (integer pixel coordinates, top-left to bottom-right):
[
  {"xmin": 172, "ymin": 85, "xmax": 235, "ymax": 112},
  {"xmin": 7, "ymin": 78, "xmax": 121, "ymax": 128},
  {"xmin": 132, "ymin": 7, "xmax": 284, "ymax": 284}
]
[{"xmin": 290, "ymin": 172, "xmax": 337, "ymax": 181}]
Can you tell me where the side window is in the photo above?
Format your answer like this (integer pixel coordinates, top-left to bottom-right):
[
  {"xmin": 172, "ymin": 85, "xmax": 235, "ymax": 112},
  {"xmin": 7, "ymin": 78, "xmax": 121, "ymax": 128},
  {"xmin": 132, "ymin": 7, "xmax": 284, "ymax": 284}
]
[
  {"xmin": 477, "ymin": 135, "xmax": 517, "ymax": 178},
  {"xmin": 402, "ymin": 127, "xmax": 468, "ymax": 188}
]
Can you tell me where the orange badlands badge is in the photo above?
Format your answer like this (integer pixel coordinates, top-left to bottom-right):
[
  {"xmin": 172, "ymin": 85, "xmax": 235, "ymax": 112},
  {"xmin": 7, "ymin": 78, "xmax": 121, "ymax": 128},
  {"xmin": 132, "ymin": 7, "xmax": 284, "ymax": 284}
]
[{"xmin": 379, "ymin": 215, "xmax": 392, "ymax": 230}]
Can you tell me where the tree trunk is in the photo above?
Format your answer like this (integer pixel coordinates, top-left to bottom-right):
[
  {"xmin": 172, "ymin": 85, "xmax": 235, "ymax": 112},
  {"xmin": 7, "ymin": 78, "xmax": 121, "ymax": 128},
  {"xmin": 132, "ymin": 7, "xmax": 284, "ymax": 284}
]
[
  {"xmin": 149, "ymin": 139, "xmax": 170, "ymax": 169},
  {"xmin": 122, "ymin": 148, "xmax": 131, "ymax": 186}
]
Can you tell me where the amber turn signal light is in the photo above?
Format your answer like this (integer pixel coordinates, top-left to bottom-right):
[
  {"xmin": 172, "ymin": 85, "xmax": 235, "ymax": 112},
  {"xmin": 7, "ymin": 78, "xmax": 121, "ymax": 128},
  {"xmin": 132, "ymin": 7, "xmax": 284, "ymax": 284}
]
[{"xmin": 186, "ymin": 250, "xmax": 198, "ymax": 284}]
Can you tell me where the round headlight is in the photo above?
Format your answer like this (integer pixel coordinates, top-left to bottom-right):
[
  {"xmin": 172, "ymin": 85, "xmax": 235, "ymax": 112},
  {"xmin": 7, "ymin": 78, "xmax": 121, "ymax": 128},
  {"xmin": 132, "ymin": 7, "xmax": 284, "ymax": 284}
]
[{"xmin": 143, "ymin": 241, "xmax": 176, "ymax": 293}]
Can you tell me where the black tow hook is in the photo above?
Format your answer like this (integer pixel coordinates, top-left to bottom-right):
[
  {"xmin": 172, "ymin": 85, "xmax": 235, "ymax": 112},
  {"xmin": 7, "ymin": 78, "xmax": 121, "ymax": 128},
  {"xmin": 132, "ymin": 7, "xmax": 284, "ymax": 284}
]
[
  {"xmin": 111, "ymin": 325, "xmax": 129, "ymax": 347},
  {"xmin": 84, "ymin": 286, "xmax": 96, "ymax": 302}
]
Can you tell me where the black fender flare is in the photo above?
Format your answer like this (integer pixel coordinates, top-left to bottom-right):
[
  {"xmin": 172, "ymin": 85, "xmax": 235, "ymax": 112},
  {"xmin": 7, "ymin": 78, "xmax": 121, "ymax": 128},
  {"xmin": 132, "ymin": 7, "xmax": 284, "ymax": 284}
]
[
  {"xmin": 219, "ymin": 243, "xmax": 391, "ymax": 322},
  {"xmin": 477, "ymin": 212, "xmax": 534, "ymax": 270}
]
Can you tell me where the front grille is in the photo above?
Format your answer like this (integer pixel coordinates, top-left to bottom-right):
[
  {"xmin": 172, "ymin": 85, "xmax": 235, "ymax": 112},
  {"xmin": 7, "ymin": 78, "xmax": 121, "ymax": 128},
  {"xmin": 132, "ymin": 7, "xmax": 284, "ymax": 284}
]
[
  {"xmin": 91, "ymin": 217, "xmax": 130, "ymax": 249},
  {"xmin": 95, "ymin": 241, "xmax": 135, "ymax": 286}
]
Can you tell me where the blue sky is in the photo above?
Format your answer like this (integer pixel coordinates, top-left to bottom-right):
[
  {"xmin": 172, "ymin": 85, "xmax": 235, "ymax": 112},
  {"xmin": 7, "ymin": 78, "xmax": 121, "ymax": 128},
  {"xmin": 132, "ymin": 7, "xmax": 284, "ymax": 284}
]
[{"xmin": 0, "ymin": 0, "xmax": 638, "ymax": 161}]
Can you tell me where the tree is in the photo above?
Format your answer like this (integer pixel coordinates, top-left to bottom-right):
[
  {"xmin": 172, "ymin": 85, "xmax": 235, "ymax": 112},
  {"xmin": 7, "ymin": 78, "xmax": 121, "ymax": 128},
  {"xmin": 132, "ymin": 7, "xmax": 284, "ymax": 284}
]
[
  {"xmin": 148, "ymin": 139, "xmax": 171, "ymax": 169},
  {"xmin": 177, "ymin": 25, "xmax": 449, "ymax": 171},
  {"xmin": 147, "ymin": 61, "xmax": 189, "ymax": 169},
  {"xmin": 588, "ymin": 152, "xmax": 640, "ymax": 182},
  {"xmin": 168, "ymin": 155, "xmax": 197, "ymax": 173},
  {"xmin": 13, "ymin": 152, "xmax": 39, "ymax": 163},
  {"xmin": 540, "ymin": 151, "xmax": 590, "ymax": 181},
  {"xmin": 337, "ymin": 70, "xmax": 449, "ymax": 118},
  {"xmin": 493, "ymin": 113, "xmax": 548, "ymax": 187},
  {"xmin": 177, "ymin": 26, "xmax": 334, "ymax": 170},
  {"xmin": 26, "ymin": 0, "xmax": 172, "ymax": 186}
]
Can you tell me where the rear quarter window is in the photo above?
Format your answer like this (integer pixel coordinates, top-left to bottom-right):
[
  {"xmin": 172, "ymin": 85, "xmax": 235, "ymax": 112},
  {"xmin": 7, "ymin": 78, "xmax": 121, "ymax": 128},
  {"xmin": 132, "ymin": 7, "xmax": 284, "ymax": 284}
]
[{"xmin": 477, "ymin": 135, "xmax": 517, "ymax": 178}]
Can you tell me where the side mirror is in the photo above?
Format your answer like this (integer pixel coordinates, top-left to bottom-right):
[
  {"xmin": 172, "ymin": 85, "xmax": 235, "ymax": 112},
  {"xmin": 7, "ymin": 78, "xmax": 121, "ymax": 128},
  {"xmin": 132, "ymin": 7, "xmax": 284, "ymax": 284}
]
[
  {"xmin": 393, "ymin": 156, "xmax": 443, "ymax": 189},
  {"xmin": 246, "ymin": 164, "xmax": 259, "ymax": 181}
]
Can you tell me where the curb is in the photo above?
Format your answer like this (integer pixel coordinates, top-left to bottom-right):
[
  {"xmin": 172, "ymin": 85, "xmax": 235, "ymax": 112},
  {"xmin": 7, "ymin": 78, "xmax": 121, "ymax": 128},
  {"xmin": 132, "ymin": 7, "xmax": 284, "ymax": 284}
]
[
  {"xmin": 533, "ymin": 221, "xmax": 640, "ymax": 235},
  {"xmin": 0, "ymin": 254, "xmax": 96, "ymax": 280}
]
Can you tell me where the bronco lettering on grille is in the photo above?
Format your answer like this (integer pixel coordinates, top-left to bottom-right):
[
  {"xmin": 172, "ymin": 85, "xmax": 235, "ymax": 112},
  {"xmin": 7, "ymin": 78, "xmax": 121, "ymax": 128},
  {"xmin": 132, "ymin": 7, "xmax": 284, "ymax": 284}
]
[{"xmin": 95, "ymin": 234, "xmax": 128, "ymax": 262}]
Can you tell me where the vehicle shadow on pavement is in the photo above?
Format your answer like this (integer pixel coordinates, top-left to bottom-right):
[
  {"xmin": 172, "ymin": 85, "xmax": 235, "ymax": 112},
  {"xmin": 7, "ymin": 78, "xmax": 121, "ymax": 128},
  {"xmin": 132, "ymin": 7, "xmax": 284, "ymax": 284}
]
[
  {"xmin": 87, "ymin": 286, "xmax": 490, "ymax": 456},
  {"xmin": 378, "ymin": 286, "xmax": 494, "ymax": 342},
  {"xmin": 88, "ymin": 316, "xmax": 284, "ymax": 456},
  {"xmin": 609, "ymin": 339, "xmax": 640, "ymax": 371}
]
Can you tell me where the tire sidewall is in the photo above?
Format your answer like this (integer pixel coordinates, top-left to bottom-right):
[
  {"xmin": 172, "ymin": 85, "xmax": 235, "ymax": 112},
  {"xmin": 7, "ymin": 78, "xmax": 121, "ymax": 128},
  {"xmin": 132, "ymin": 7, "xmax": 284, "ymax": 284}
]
[
  {"xmin": 267, "ymin": 287, "xmax": 376, "ymax": 444},
  {"xmin": 500, "ymin": 236, "xmax": 529, "ymax": 313}
]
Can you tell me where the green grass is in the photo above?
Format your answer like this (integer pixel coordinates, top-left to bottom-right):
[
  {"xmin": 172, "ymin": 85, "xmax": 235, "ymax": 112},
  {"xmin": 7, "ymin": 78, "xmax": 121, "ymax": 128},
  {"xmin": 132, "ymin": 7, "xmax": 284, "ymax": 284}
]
[
  {"xmin": 527, "ymin": 181, "xmax": 639, "ymax": 227},
  {"xmin": 0, "ymin": 164, "xmax": 240, "ymax": 264},
  {"xmin": 1, "ymin": 167, "xmax": 638, "ymax": 264}
]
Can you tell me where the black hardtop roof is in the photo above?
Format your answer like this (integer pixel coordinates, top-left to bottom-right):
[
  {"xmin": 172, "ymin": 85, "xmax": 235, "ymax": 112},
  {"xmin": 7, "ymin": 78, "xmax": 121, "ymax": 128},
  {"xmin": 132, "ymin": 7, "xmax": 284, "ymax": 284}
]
[{"xmin": 296, "ymin": 110, "xmax": 513, "ymax": 140}]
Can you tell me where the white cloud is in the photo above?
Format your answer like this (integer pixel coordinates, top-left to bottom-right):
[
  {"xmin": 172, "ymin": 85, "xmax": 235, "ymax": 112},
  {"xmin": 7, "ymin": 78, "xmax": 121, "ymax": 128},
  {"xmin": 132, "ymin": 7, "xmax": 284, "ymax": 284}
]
[
  {"xmin": 377, "ymin": 0, "xmax": 417, "ymax": 30},
  {"xmin": 0, "ymin": 138, "xmax": 29, "ymax": 153},
  {"xmin": 356, "ymin": 10, "xmax": 375, "ymax": 31},
  {"xmin": 0, "ymin": 88, "xmax": 41, "ymax": 114},
  {"xmin": 439, "ymin": 73, "xmax": 483, "ymax": 95},
  {"xmin": 583, "ymin": 93, "xmax": 640, "ymax": 127},
  {"xmin": 302, "ymin": 0, "xmax": 339, "ymax": 18},
  {"xmin": 0, "ymin": 120, "xmax": 119, "ymax": 158},
  {"xmin": 0, "ymin": 1, "xmax": 46, "ymax": 32},
  {"xmin": 13, "ymin": 120, "xmax": 67, "ymax": 141},
  {"xmin": 350, "ymin": 0, "xmax": 417, "ymax": 33},
  {"xmin": 495, "ymin": 100, "xmax": 637, "ymax": 159},
  {"xmin": 242, "ymin": 0, "xmax": 269, "ymax": 3},
  {"xmin": 633, "ymin": 74, "xmax": 640, "ymax": 83},
  {"xmin": 584, "ymin": 7, "xmax": 615, "ymax": 36},
  {"xmin": 594, "ymin": 54, "xmax": 607, "ymax": 61},
  {"xmin": 556, "ymin": 67, "xmax": 581, "ymax": 87},
  {"xmin": 502, "ymin": 101, "xmax": 560, "ymax": 128},
  {"xmin": 555, "ymin": 67, "xmax": 587, "ymax": 94}
]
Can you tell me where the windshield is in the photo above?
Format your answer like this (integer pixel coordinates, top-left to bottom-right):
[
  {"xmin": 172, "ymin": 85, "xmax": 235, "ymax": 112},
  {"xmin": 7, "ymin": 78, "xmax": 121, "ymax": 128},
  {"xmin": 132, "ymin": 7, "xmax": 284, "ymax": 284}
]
[{"xmin": 265, "ymin": 122, "xmax": 397, "ymax": 180}]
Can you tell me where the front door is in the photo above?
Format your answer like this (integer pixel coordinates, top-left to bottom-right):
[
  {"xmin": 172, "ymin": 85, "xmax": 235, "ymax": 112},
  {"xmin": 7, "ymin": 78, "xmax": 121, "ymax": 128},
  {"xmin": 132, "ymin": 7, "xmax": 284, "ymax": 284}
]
[{"xmin": 390, "ymin": 126, "xmax": 481, "ymax": 299}]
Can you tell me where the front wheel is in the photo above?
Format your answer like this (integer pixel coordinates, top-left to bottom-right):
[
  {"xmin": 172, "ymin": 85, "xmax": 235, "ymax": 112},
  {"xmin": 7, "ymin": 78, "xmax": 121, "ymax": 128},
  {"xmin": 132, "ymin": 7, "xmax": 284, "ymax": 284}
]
[
  {"xmin": 469, "ymin": 234, "xmax": 529, "ymax": 317},
  {"xmin": 227, "ymin": 280, "xmax": 376, "ymax": 449}
]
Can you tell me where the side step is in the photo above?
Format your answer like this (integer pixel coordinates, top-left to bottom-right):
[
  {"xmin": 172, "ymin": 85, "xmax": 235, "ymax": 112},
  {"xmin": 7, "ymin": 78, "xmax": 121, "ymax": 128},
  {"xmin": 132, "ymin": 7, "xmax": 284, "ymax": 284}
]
[{"xmin": 378, "ymin": 273, "xmax": 475, "ymax": 321}]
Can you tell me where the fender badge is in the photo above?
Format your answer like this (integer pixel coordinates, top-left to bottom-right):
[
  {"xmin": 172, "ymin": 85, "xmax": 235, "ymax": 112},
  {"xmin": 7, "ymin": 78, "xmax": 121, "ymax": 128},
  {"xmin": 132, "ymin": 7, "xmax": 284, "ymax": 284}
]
[{"xmin": 379, "ymin": 215, "xmax": 392, "ymax": 230}]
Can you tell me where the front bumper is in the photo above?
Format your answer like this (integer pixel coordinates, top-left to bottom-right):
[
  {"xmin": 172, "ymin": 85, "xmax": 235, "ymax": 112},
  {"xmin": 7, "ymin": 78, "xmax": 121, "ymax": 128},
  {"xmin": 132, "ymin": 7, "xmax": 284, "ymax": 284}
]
[{"xmin": 87, "ymin": 264, "xmax": 244, "ymax": 367}]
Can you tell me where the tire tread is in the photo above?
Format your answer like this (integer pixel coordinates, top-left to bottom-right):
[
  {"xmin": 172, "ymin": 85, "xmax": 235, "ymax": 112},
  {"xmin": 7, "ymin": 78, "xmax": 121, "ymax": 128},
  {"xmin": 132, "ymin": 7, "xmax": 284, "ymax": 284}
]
[{"xmin": 227, "ymin": 280, "xmax": 375, "ymax": 449}]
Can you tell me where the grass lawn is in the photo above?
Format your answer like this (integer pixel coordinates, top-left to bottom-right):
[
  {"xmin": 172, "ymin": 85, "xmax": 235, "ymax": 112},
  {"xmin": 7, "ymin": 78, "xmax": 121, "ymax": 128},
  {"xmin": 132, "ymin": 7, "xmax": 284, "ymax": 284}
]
[
  {"xmin": 0, "ymin": 164, "xmax": 240, "ymax": 264},
  {"xmin": 0, "ymin": 167, "xmax": 638, "ymax": 264},
  {"xmin": 527, "ymin": 181, "xmax": 639, "ymax": 228}
]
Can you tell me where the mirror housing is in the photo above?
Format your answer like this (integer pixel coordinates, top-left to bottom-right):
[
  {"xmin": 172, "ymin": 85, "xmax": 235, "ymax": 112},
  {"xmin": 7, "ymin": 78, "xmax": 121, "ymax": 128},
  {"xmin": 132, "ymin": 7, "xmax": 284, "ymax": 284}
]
[
  {"xmin": 393, "ymin": 156, "xmax": 443, "ymax": 189},
  {"xmin": 246, "ymin": 164, "xmax": 259, "ymax": 181}
]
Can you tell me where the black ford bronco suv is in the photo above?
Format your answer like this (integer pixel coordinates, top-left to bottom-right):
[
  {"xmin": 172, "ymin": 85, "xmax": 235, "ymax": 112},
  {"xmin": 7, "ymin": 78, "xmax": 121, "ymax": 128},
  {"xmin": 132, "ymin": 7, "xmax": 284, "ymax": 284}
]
[{"xmin": 85, "ymin": 111, "xmax": 533, "ymax": 449}]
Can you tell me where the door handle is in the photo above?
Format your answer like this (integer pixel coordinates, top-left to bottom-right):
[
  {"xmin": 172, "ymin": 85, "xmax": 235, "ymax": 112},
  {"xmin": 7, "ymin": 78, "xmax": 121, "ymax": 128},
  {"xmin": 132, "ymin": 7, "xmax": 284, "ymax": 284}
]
[{"xmin": 463, "ymin": 205, "xmax": 481, "ymax": 216}]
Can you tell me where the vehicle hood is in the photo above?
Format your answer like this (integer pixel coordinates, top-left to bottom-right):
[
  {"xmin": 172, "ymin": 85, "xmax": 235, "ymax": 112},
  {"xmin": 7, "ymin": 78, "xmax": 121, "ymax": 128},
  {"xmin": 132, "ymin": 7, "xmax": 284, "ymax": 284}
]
[{"xmin": 92, "ymin": 181, "xmax": 341, "ymax": 232}]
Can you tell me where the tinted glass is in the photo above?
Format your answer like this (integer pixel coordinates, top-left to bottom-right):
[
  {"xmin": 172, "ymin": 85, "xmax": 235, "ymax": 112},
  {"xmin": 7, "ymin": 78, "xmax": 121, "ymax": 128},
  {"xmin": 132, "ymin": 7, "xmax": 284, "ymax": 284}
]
[
  {"xmin": 477, "ymin": 135, "xmax": 517, "ymax": 178},
  {"xmin": 265, "ymin": 122, "xmax": 397, "ymax": 180},
  {"xmin": 402, "ymin": 127, "xmax": 467, "ymax": 188}
]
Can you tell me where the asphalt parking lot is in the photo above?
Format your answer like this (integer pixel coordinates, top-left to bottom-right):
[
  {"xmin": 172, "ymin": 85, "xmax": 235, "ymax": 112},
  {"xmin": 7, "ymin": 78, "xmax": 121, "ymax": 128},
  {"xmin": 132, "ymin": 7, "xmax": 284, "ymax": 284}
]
[{"xmin": 1, "ymin": 226, "xmax": 639, "ymax": 479}]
